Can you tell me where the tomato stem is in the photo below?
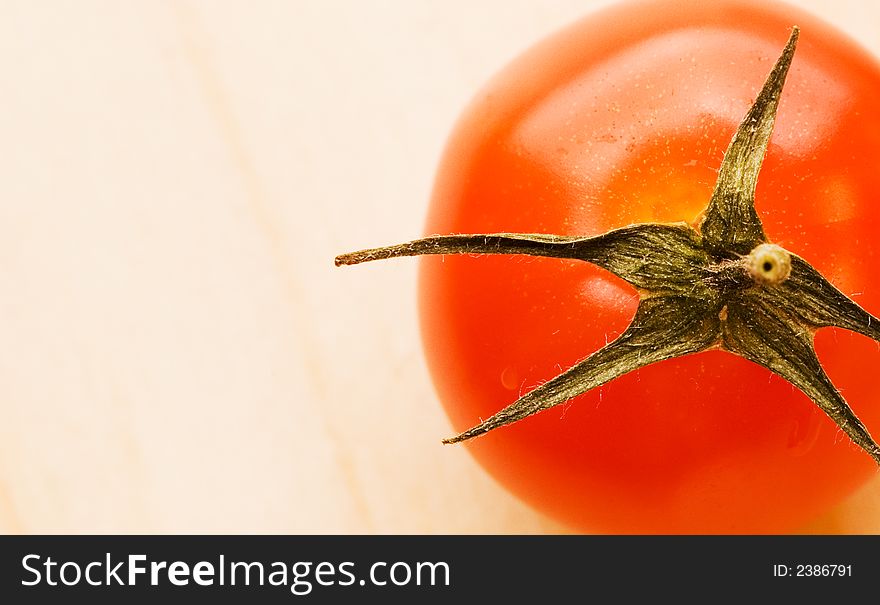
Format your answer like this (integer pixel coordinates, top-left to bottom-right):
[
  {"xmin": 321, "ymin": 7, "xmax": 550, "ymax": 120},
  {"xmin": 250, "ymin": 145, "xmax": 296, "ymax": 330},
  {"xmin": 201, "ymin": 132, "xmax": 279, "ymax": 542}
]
[
  {"xmin": 336, "ymin": 26, "xmax": 880, "ymax": 466},
  {"xmin": 746, "ymin": 243, "xmax": 792, "ymax": 285}
]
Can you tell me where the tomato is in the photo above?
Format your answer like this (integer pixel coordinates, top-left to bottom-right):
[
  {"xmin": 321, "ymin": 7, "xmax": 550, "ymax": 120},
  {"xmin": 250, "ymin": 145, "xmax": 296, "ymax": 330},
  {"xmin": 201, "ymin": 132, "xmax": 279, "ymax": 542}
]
[{"xmin": 418, "ymin": 0, "xmax": 880, "ymax": 533}]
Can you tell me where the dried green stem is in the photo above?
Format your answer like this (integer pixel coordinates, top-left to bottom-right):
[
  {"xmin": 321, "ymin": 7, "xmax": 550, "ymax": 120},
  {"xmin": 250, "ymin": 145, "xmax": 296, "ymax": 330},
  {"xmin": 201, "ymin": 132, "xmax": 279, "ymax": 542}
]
[
  {"xmin": 701, "ymin": 27, "xmax": 798, "ymax": 256},
  {"xmin": 443, "ymin": 295, "xmax": 721, "ymax": 443},
  {"xmin": 336, "ymin": 26, "xmax": 880, "ymax": 466}
]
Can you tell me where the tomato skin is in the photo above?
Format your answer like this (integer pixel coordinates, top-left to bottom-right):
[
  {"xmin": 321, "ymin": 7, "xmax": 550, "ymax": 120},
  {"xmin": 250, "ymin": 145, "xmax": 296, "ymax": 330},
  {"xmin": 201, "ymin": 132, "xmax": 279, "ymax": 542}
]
[{"xmin": 419, "ymin": 0, "xmax": 880, "ymax": 533}]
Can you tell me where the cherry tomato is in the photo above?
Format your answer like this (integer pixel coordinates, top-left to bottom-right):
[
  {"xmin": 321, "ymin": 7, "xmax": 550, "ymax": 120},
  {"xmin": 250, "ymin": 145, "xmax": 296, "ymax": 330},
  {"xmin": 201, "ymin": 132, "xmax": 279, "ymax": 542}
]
[{"xmin": 419, "ymin": 0, "xmax": 880, "ymax": 533}]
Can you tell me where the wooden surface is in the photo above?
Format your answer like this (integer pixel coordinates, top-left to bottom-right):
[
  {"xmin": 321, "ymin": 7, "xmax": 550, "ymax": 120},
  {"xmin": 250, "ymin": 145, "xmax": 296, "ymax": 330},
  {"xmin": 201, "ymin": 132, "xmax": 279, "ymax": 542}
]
[{"xmin": 1, "ymin": 0, "xmax": 879, "ymax": 534}]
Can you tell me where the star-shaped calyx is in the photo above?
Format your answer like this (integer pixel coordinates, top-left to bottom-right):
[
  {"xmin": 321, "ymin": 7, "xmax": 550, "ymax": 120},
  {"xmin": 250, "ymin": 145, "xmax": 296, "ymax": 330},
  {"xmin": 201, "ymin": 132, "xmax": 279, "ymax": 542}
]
[{"xmin": 336, "ymin": 27, "xmax": 880, "ymax": 465}]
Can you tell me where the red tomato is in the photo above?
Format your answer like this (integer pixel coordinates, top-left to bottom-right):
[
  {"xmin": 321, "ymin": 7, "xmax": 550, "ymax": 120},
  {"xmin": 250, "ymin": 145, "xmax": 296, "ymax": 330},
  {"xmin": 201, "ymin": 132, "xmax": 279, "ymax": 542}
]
[{"xmin": 419, "ymin": 0, "xmax": 880, "ymax": 533}]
